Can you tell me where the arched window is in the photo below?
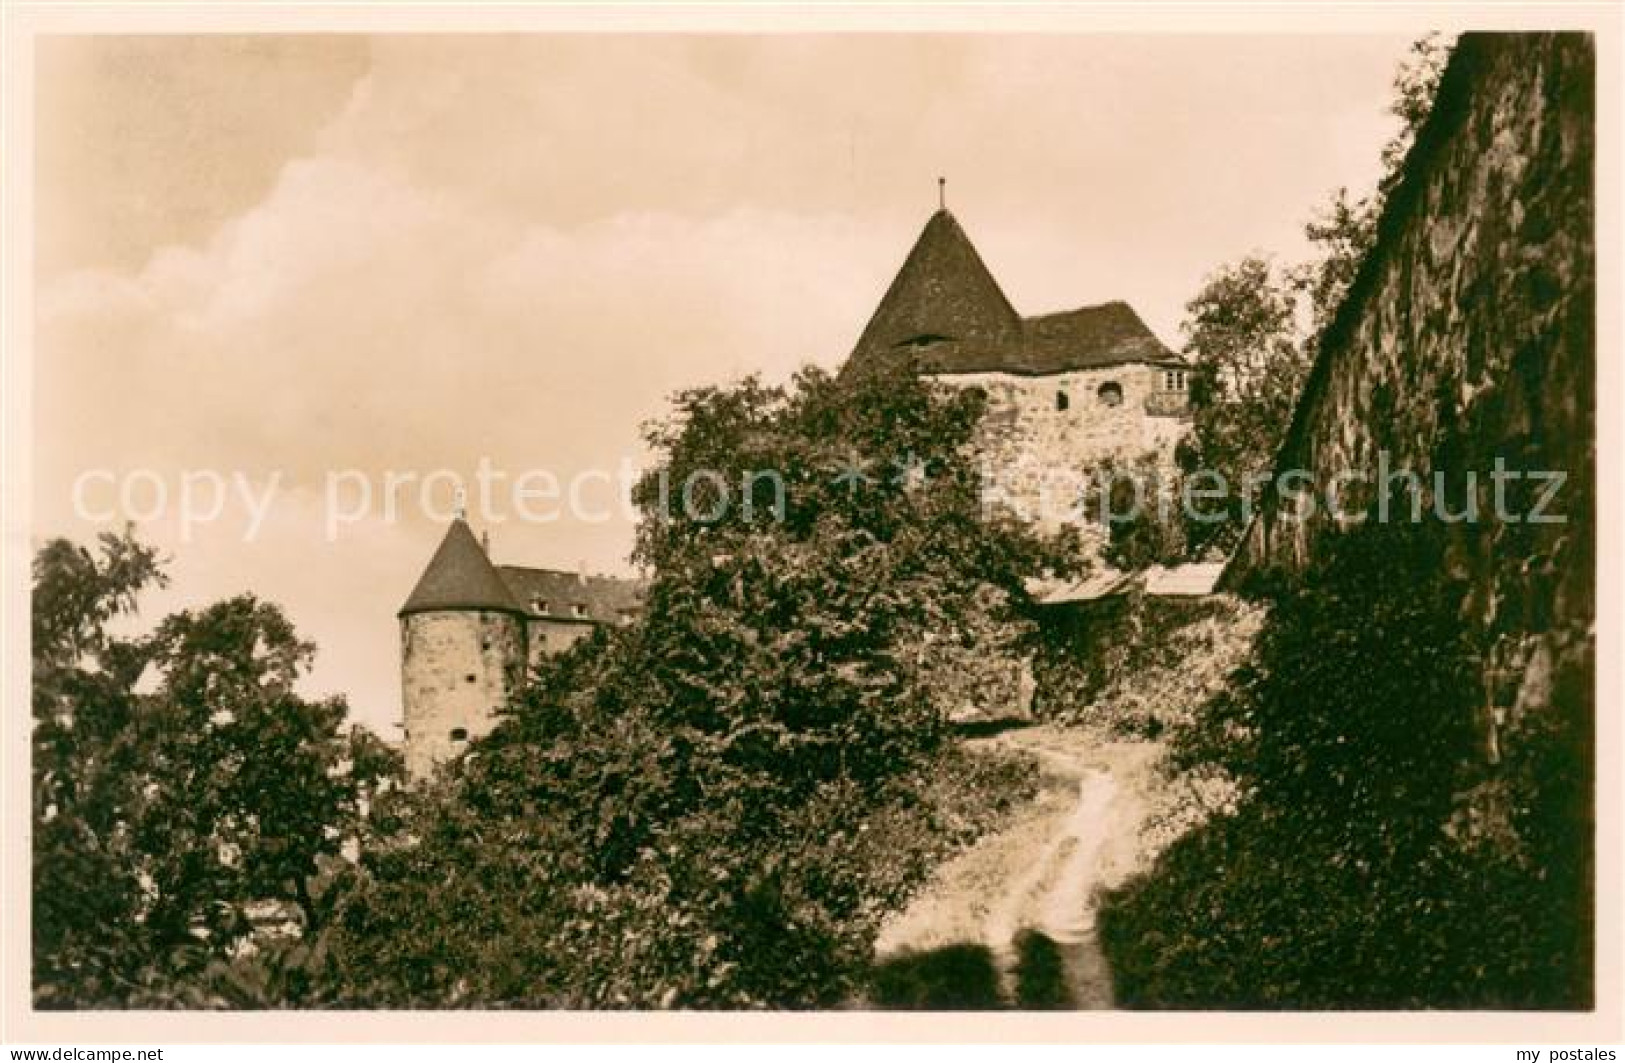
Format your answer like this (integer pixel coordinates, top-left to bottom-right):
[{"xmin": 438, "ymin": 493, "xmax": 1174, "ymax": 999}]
[
  {"xmin": 1097, "ymin": 381, "xmax": 1124, "ymax": 407},
  {"xmin": 1055, "ymin": 391, "xmax": 1070, "ymax": 411}
]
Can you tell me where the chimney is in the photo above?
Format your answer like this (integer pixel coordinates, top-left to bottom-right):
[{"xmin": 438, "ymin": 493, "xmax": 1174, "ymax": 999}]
[
  {"xmin": 577, "ymin": 560, "xmax": 588, "ymax": 586},
  {"xmin": 481, "ymin": 530, "xmax": 491, "ymax": 555}
]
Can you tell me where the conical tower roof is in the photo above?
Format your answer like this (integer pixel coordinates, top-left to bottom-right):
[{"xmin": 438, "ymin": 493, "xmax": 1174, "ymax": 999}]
[
  {"xmin": 850, "ymin": 209, "xmax": 1022, "ymax": 363},
  {"xmin": 398, "ymin": 518, "xmax": 525, "ymax": 618}
]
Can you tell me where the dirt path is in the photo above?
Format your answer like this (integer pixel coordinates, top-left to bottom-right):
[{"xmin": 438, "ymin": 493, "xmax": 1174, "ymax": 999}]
[{"xmin": 873, "ymin": 725, "xmax": 1163, "ymax": 1008}]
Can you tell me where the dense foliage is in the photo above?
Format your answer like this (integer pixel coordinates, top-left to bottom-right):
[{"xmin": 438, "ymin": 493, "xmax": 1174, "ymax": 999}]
[
  {"xmin": 311, "ymin": 359, "xmax": 1067, "ymax": 1007},
  {"xmin": 32, "ymin": 532, "xmax": 399, "ymax": 1008},
  {"xmin": 1031, "ymin": 593, "xmax": 1262, "ymax": 738},
  {"xmin": 1098, "ymin": 523, "xmax": 1591, "ymax": 1008},
  {"xmin": 33, "ymin": 357, "xmax": 1062, "ymax": 1010}
]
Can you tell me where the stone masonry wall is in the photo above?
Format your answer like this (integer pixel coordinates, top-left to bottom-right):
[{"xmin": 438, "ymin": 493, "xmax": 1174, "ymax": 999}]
[
  {"xmin": 525, "ymin": 618, "xmax": 594, "ymax": 665},
  {"xmin": 1225, "ymin": 33, "xmax": 1594, "ymax": 842},
  {"xmin": 400, "ymin": 610, "xmax": 526, "ymax": 779},
  {"xmin": 936, "ymin": 363, "xmax": 1188, "ymax": 529}
]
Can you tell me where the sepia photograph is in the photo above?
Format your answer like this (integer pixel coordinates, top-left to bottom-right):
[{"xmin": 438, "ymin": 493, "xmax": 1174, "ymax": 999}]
[{"xmin": 1, "ymin": 1, "xmax": 1617, "ymax": 1050}]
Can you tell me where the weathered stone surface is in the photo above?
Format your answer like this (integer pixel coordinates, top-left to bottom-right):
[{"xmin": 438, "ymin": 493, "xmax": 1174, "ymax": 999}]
[
  {"xmin": 1226, "ymin": 33, "xmax": 1594, "ymax": 835},
  {"xmin": 938, "ymin": 363, "xmax": 1188, "ymax": 528},
  {"xmin": 399, "ymin": 610, "xmax": 526, "ymax": 779}
]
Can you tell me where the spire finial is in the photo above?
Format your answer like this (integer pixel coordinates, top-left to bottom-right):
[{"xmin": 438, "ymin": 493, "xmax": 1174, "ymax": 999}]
[
  {"xmin": 453, "ymin": 487, "xmax": 467, "ymax": 522},
  {"xmin": 938, "ymin": 176, "xmax": 946, "ymax": 211}
]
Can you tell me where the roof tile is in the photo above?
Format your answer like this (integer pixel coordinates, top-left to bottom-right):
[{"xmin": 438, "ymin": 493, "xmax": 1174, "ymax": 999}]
[
  {"xmin": 398, "ymin": 519, "xmax": 525, "ymax": 617},
  {"xmin": 849, "ymin": 210, "xmax": 1183, "ymax": 376}
]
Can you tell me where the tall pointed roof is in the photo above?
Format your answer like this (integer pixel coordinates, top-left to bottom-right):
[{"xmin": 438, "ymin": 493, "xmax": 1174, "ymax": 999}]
[
  {"xmin": 847, "ymin": 208, "xmax": 1182, "ymax": 375},
  {"xmin": 851, "ymin": 209, "xmax": 1023, "ymax": 359},
  {"xmin": 398, "ymin": 518, "xmax": 525, "ymax": 618}
]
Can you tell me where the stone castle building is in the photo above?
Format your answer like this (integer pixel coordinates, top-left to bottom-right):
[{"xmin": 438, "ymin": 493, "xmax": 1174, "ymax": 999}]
[
  {"xmin": 399, "ymin": 204, "xmax": 1189, "ymax": 775},
  {"xmin": 846, "ymin": 207, "xmax": 1191, "ymax": 528},
  {"xmin": 397, "ymin": 517, "xmax": 642, "ymax": 779}
]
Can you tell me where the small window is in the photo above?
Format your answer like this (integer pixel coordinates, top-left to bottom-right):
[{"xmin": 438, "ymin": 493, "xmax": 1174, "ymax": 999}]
[
  {"xmin": 449, "ymin": 728, "xmax": 468, "ymax": 742},
  {"xmin": 464, "ymin": 673, "xmax": 477, "ymax": 684},
  {"xmin": 1097, "ymin": 381, "xmax": 1124, "ymax": 407},
  {"xmin": 1164, "ymin": 369, "xmax": 1187, "ymax": 392},
  {"xmin": 572, "ymin": 603, "xmax": 588, "ymax": 618},
  {"xmin": 1055, "ymin": 390, "xmax": 1070, "ymax": 411},
  {"xmin": 531, "ymin": 596, "xmax": 548, "ymax": 614}
]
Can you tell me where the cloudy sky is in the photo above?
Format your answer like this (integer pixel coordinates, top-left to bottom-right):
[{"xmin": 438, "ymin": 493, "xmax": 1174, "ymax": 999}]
[{"xmin": 34, "ymin": 33, "xmax": 1414, "ymax": 734}]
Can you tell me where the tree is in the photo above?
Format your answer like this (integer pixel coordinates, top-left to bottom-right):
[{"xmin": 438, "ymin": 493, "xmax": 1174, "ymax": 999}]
[
  {"xmin": 323, "ymin": 358, "xmax": 1077, "ymax": 1007},
  {"xmin": 31, "ymin": 531, "xmax": 400, "ymax": 1006},
  {"xmin": 33, "ymin": 532, "xmax": 168, "ymax": 1004},
  {"xmin": 136, "ymin": 597, "xmax": 399, "ymax": 949},
  {"xmin": 627, "ymin": 358, "xmax": 1073, "ymax": 783},
  {"xmin": 1175, "ymin": 256, "xmax": 1311, "ymax": 555}
]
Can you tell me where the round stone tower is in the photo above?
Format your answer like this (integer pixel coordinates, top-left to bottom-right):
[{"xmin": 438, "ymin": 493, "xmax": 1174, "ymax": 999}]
[{"xmin": 397, "ymin": 517, "xmax": 528, "ymax": 780}]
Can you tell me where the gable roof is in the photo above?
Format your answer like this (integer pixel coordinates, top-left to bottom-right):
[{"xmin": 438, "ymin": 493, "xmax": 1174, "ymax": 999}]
[
  {"xmin": 497, "ymin": 566, "xmax": 647, "ymax": 626},
  {"xmin": 398, "ymin": 518, "xmax": 526, "ymax": 618},
  {"xmin": 849, "ymin": 210, "xmax": 1182, "ymax": 376},
  {"xmin": 1016, "ymin": 302, "xmax": 1182, "ymax": 374}
]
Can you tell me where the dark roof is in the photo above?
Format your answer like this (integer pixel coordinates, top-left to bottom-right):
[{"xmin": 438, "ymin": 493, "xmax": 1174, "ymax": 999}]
[
  {"xmin": 496, "ymin": 566, "xmax": 647, "ymax": 626},
  {"xmin": 852, "ymin": 209, "xmax": 1022, "ymax": 360},
  {"xmin": 1016, "ymin": 302, "xmax": 1182, "ymax": 374},
  {"xmin": 849, "ymin": 210, "xmax": 1182, "ymax": 376},
  {"xmin": 398, "ymin": 519, "xmax": 526, "ymax": 618}
]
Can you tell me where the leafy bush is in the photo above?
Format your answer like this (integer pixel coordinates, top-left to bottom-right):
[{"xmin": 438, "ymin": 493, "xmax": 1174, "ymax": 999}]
[
  {"xmin": 868, "ymin": 945, "xmax": 1002, "ymax": 1010},
  {"xmin": 310, "ymin": 361, "xmax": 1064, "ymax": 1008},
  {"xmin": 1099, "ymin": 522, "xmax": 1590, "ymax": 1008},
  {"xmin": 1032, "ymin": 593, "xmax": 1263, "ymax": 737},
  {"xmin": 1012, "ymin": 930, "xmax": 1073, "ymax": 1009}
]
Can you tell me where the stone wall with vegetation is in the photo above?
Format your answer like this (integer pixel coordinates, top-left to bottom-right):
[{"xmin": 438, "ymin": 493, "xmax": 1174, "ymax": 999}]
[
  {"xmin": 1228, "ymin": 34, "xmax": 1594, "ymax": 760},
  {"xmin": 1103, "ymin": 33, "xmax": 1596, "ymax": 1008}
]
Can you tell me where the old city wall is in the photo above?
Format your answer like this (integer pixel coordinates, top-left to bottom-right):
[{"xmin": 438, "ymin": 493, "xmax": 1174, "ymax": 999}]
[{"xmin": 1226, "ymin": 33, "xmax": 1594, "ymax": 788}]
